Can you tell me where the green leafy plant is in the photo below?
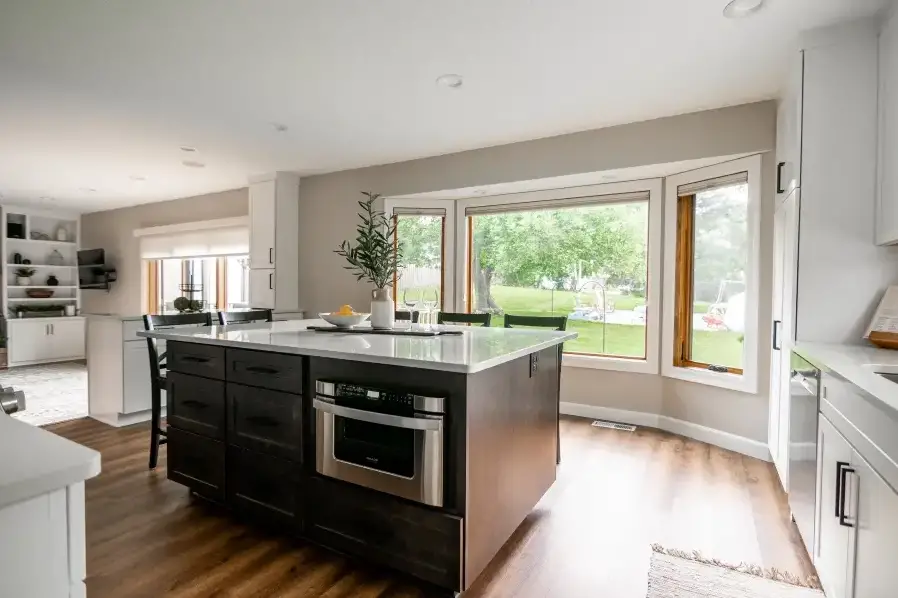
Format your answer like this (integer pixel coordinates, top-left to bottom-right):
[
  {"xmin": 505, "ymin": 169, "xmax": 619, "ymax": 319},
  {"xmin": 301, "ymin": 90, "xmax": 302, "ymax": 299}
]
[
  {"xmin": 15, "ymin": 267, "xmax": 35, "ymax": 278},
  {"xmin": 335, "ymin": 192, "xmax": 402, "ymax": 289}
]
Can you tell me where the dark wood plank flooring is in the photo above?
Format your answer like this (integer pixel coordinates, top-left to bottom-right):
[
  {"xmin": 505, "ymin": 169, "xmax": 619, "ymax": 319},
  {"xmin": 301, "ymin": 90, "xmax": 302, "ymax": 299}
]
[{"xmin": 45, "ymin": 416, "xmax": 814, "ymax": 597}]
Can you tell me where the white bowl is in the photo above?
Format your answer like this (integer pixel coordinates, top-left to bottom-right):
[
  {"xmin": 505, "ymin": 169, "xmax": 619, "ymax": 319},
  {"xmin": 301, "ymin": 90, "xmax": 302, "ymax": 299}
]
[{"xmin": 319, "ymin": 312, "xmax": 370, "ymax": 328}]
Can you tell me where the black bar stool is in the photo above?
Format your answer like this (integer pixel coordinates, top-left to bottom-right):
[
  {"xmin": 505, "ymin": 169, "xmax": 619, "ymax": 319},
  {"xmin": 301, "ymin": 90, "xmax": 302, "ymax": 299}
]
[
  {"xmin": 395, "ymin": 310, "xmax": 420, "ymax": 323},
  {"xmin": 218, "ymin": 309, "xmax": 273, "ymax": 325},
  {"xmin": 143, "ymin": 312, "xmax": 212, "ymax": 470},
  {"xmin": 504, "ymin": 314, "xmax": 568, "ymax": 464},
  {"xmin": 437, "ymin": 312, "xmax": 492, "ymax": 326}
]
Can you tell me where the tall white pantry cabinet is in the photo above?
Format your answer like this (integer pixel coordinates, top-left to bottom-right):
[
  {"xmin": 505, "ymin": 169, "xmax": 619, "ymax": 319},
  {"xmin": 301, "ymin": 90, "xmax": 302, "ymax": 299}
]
[{"xmin": 248, "ymin": 172, "xmax": 300, "ymax": 313}]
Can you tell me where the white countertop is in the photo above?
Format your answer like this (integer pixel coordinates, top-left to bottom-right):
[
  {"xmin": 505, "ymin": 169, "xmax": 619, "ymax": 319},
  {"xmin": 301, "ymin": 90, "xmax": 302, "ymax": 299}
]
[
  {"xmin": 139, "ymin": 318, "xmax": 577, "ymax": 373},
  {"xmin": 0, "ymin": 414, "xmax": 101, "ymax": 509},
  {"xmin": 795, "ymin": 342, "xmax": 898, "ymax": 413}
]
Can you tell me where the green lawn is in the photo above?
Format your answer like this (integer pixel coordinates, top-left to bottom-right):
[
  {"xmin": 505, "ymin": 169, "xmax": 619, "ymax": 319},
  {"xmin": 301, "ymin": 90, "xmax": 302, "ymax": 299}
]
[{"xmin": 484, "ymin": 285, "xmax": 742, "ymax": 367}]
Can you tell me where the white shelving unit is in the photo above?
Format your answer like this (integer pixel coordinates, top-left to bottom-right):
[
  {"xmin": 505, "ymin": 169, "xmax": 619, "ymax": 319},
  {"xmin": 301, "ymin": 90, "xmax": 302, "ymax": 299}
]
[{"xmin": 2, "ymin": 206, "xmax": 85, "ymax": 367}]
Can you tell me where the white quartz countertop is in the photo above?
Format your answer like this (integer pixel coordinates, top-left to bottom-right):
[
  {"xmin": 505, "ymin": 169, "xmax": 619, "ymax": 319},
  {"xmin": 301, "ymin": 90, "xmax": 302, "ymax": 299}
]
[
  {"xmin": 0, "ymin": 414, "xmax": 101, "ymax": 509},
  {"xmin": 138, "ymin": 318, "xmax": 577, "ymax": 373},
  {"xmin": 795, "ymin": 342, "xmax": 898, "ymax": 413}
]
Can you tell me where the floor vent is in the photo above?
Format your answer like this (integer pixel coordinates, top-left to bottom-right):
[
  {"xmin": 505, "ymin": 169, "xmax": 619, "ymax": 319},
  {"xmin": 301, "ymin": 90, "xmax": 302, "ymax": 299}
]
[{"xmin": 591, "ymin": 420, "xmax": 636, "ymax": 432}]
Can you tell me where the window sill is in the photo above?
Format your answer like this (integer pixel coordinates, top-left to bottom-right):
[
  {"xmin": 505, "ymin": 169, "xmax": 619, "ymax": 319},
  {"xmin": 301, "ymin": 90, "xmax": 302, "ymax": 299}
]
[
  {"xmin": 562, "ymin": 353, "xmax": 657, "ymax": 375},
  {"xmin": 662, "ymin": 364, "xmax": 757, "ymax": 394}
]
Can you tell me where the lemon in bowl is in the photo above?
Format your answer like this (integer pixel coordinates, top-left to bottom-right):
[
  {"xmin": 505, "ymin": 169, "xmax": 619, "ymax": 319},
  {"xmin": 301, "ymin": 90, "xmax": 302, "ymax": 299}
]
[{"xmin": 319, "ymin": 305, "xmax": 370, "ymax": 328}]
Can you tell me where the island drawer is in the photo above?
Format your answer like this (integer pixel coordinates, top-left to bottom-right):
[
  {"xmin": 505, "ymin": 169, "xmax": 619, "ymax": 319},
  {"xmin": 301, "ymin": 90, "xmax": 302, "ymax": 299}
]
[
  {"xmin": 167, "ymin": 428, "xmax": 225, "ymax": 502},
  {"xmin": 227, "ymin": 446, "xmax": 301, "ymax": 530},
  {"xmin": 227, "ymin": 384, "xmax": 302, "ymax": 461},
  {"xmin": 306, "ymin": 477, "xmax": 462, "ymax": 590},
  {"xmin": 226, "ymin": 349, "xmax": 304, "ymax": 393},
  {"xmin": 167, "ymin": 341, "xmax": 226, "ymax": 380},
  {"xmin": 167, "ymin": 372, "xmax": 226, "ymax": 439}
]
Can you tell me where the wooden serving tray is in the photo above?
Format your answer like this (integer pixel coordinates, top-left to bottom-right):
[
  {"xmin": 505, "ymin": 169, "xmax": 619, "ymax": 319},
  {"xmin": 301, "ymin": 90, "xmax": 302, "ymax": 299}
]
[
  {"xmin": 869, "ymin": 331, "xmax": 898, "ymax": 350},
  {"xmin": 307, "ymin": 326, "xmax": 462, "ymax": 337}
]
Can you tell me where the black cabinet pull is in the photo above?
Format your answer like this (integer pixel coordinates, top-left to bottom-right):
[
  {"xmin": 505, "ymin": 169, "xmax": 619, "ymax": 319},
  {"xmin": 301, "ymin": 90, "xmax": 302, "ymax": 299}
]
[
  {"xmin": 246, "ymin": 415, "xmax": 279, "ymax": 427},
  {"xmin": 269, "ymin": 273, "xmax": 273, "ymax": 290},
  {"xmin": 839, "ymin": 464, "xmax": 855, "ymax": 527},
  {"xmin": 182, "ymin": 355, "xmax": 210, "ymax": 363},
  {"xmin": 182, "ymin": 399, "xmax": 209, "ymax": 409},
  {"xmin": 246, "ymin": 365, "xmax": 279, "ymax": 375},
  {"xmin": 835, "ymin": 461, "xmax": 849, "ymax": 517},
  {"xmin": 772, "ymin": 320, "xmax": 782, "ymax": 351},
  {"xmin": 777, "ymin": 162, "xmax": 786, "ymax": 194},
  {"xmin": 269, "ymin": 247, "xmax": 273, "ymax": 264}
]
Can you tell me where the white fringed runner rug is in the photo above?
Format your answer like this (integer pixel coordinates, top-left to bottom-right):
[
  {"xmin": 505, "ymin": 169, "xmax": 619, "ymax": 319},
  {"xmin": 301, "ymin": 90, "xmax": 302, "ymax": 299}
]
[{"xmin": 647, "ymin": 545, "xmax": 822, "ymax": 598}]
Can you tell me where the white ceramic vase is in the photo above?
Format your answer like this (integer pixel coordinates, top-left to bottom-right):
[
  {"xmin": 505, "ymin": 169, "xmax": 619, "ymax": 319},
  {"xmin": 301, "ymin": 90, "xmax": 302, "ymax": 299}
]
[
  {"xmin": 370, "ymin": 288, "xmax": 395, "ymax": 329},
  {"xmin": 16, "ymin": 276, "xmax": 31, "ymax": 286}
]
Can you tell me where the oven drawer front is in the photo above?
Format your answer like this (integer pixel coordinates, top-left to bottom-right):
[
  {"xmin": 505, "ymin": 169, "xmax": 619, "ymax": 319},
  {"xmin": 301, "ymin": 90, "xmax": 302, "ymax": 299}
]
[
  {"xmin": 306, "ymin": 476, "xmax": 462, "ymax": 590},
  {"xmin": 226, "ymin": 349, "xmax": 303, "ymax": 393},
  {"xmin": 227, "ymin": 446, "xmax": 301, "ymax": 530},
  {"xmin": 167, "ymin": 341, "xmax": 226, "ymax": 380},
  {"xmin": 167, "ymin": 427, "xmax": 225, "ymax": 502},
  {"xmin": 167, "ymin": 372, "xmax": 226, "ymax": 439},
  {"xmin": 228, "ymin": 384, "xmax": 302, "ymax": 461}
]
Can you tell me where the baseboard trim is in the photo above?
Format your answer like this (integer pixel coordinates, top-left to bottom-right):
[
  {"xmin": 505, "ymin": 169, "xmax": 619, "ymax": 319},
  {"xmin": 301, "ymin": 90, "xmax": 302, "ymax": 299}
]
[
  {"xmin": 89, "ymin": 408, "xmax": 162, "ymax": 428},
  {"xmin": 560, "ymin": 402, "xmax": 771, "ymax": 462}
]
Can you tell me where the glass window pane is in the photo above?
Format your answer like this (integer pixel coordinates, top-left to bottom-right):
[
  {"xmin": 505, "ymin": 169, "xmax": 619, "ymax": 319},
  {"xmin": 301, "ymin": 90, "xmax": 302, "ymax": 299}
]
[
  {"xmin": 690, "ymin": 183, "xmax": 748, "ymax": 369},
  {"xmin": 395, "ymin": 215, "xmax": 444, "ymax": 311},
  {"xmin": 226, "ymin": 256, "xmax": 250, "ymax": 309},
  {"xmin": 468, "ymin": 201, "xmax": 649, "ymax": 358},
  {"xmin": 159, "ymin": 259, "xmax": 182, "ymax": 311}
]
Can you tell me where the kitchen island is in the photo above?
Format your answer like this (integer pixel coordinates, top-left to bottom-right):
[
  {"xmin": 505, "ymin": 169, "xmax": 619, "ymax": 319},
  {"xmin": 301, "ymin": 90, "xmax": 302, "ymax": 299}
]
[{"xmin": 139, "ymin": 319, "xmax": 575, "ymax": 594}]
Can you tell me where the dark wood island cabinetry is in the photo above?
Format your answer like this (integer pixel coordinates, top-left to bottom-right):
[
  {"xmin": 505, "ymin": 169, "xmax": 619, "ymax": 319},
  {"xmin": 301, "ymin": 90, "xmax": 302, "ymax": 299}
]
[{"xmin": 143, "ymin": 322, "xmax": 572, "ymax": 594}]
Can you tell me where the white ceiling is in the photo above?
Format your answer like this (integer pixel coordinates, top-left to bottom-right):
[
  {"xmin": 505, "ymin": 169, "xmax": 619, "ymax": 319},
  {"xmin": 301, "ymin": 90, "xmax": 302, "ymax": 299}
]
[{"xmin": 0, "ymin": 0, "xmax": 887, "ymax": 213}]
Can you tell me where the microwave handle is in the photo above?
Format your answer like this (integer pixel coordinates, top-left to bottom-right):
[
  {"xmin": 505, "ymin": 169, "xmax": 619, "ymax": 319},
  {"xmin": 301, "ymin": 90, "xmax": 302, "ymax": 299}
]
[{"xmin": 313, "ymin": 398, "xmax": 442, "ymax": 431}]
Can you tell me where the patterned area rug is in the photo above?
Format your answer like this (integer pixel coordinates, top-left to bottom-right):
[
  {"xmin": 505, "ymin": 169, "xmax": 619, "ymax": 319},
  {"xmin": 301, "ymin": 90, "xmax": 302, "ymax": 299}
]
[
  {"xmin": 647, "ymin": 545, "xmax": 822, "ymax": 598},
  {"xmin": 3, "ymin": 361, "xmax": 88, "ymax": 426}
]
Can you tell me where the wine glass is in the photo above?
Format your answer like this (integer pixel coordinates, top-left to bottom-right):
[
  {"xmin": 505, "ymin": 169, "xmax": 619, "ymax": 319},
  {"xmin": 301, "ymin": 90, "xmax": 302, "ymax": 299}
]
[
  {"xmin": 422, "ymin": 289, "xmax": 439, "ymax": 327},
  {"xmin": 403, "ymin": 288, "xmax": 421, "ymax": 328}
]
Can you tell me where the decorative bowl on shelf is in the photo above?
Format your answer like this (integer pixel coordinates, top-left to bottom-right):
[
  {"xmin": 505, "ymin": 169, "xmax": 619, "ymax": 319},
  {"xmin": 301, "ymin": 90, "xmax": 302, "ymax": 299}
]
[
  {"xmin": 25, "ymin": 289, "xmax": 54, "ymax": 299},
  {"xmin": 319, "ymin": 312, "xmax": 370, "ymax": 328}
]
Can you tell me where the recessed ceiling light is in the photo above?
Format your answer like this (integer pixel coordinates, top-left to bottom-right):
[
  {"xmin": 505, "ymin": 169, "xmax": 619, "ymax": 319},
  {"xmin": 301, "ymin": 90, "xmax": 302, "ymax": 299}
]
[
  {"xmin": 179, "ymin": 146, "xmax": 197, "ymax": 153},
  {"xmin": 436, "ymin": 74, "xmax": 464, "ymax": 89},
  {"xmin": 130, "ymin": 175, "xmax": 146, "ymax": 182},
  {"xmin": 182, "ymin": 160, "xmax": 206, "ymax": 169},
  {"xmin": 723, "ymin": 0, "xmax": 764, "ymax": 18},
  {"xmin": 271, "ymin": 123, "xmax": 289, "ymax": 133}
]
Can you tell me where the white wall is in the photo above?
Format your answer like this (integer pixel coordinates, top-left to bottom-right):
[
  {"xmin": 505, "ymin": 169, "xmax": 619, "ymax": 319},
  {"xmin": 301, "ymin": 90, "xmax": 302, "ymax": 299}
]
[{"xmin": 296, "ymin": 101, "xmax": 778, "ymax": 443}]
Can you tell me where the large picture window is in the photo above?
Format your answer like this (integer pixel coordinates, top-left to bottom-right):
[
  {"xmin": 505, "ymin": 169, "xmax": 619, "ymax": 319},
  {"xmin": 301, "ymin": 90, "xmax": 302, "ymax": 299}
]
[
  {"xmin": 146, "ymin": 255, "xmax": 249, "ymax": 313},
  {"xmin": 392, "ymin": 209, "xmax": 446, "ymax": 309},
  {"xmin": 465, "ymin": 194, "xmax": 650, "ymax": 359}
]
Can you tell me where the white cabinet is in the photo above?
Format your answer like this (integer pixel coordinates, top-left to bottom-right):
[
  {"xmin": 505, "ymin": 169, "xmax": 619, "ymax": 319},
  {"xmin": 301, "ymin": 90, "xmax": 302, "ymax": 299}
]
[
  {"xmin": 849, "ymin": 447, "xmax": 898, "ymax": 598},
  {"xmin": 8, "ymin": 318, "xmax": 84, "ymax": 367},
  {"xmin": 776, "ymin": 52, "xmax": 804, "ymax": 200},
  {"xmin": 247, "ymin": 173, "xmax": 299, "ymax": 312},
  {"xmin": 249, "ymin": 179, "xmax": 277, "ymax": 267},
  {"xmin": 877, "ymin": 10, "xmax": 898, "ymax": 245},
  {"xmin": 249, "ymin": 268, "xmax": 276, "ymax": 310},
  {"xmin": 816, "ymin": 414, "xmax": 854, "ymax": 598},
  {"xmin": 122, "ymin": 341, "xmax": 152, "ymax": 415}
]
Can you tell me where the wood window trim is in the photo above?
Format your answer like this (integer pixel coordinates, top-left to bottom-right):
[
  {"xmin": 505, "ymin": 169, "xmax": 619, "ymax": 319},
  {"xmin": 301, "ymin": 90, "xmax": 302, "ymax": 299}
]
[
  {"xmin": 146, "ymin": 261, "xmax": 159, "ymax": 314},
  {"xmin": 673, "ymin": 194, "xmax": 744, "ymax": 376},
  {"xmin": 216, "ymin": 258, "xmax": 227, "ymax": 311}
]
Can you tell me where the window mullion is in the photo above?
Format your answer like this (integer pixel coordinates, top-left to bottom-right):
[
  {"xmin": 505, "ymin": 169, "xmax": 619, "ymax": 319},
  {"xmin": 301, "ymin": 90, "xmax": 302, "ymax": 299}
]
[{"xmin": 674, "ymin": 195, "xmax": 696, "ymax": 367}]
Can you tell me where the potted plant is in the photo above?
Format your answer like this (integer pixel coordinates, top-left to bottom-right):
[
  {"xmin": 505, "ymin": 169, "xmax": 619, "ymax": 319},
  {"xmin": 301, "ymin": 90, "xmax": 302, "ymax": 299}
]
[
  {"xmin": 335, "ymin": 192, "xmax": 402, "ymax": 329},
  {"xmin": 15, "ymin": 267, "xmax": 35, "ymax": 286}
]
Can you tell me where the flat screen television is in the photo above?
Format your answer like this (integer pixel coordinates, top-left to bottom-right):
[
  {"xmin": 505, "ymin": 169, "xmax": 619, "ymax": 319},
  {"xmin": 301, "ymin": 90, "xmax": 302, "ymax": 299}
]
[{"xmin": 77, "ymin": 249, "xmax": 105, "ymax": 267}]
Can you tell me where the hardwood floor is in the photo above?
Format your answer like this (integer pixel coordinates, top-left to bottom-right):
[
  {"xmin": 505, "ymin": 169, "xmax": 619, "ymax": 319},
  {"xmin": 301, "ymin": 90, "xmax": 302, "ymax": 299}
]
[{"xmin": 45, "ymin": 416, "xmax": 814, "ymax": 597}]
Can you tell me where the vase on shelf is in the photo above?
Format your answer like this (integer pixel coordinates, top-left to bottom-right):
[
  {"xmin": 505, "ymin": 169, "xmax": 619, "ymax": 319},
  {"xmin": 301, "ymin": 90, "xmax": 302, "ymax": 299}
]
[
  {"xmin": 46, "ymin": 275, "xmax": 59, "ymax": 287},
  {"xmin": 370, "ymin": 288, "xmax": 395, "ymax": 330},
  {"xmin": 16, "ymin": 276, "xmax": 31, "ymax": 286},
  {"xmin": 55, "ymin": 226, "xmax": 68, "ymax": 242}
]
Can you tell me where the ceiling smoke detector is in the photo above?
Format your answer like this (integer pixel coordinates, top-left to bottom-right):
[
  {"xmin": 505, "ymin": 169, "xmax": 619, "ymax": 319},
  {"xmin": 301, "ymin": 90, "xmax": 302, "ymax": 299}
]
[
  {"xmin": 723, "ymin": 0, "xmax": 764, "ymax": 18},
  {"xmin": 182, "ymin": 160, "xmax": 206, "ymax": 169},
  {"xmin": 436, "ymin": 74, "xmax": 464, "ymax": 89}
]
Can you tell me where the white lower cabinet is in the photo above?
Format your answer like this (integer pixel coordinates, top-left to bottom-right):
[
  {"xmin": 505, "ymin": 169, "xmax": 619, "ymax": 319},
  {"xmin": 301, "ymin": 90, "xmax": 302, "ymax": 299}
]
[
  {"xmin": 816, "ymin": 414, "xmax": 898, "ymax": 598},
  {"xmin": 848, "ymin": 448, "xmax": 898, "ymax": 598},
  {"xmin": 122, "ymin": 340, "xmax": 153, "ymax": 414},
  {"xmin": 249, "ymin": 268, "xmax": 276, "ymax": 309},
  {"xmin": 9, "ymin": 318, "xmax": 85, "ymax": 367},
  {"xmin": 816, "ymin": 415, "xmax": 853, "ymax": 598}
]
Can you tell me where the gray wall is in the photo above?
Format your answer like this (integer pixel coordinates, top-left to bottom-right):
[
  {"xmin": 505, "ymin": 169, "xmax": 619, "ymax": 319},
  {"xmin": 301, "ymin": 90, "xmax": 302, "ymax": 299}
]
[
  {"xmin": 80, "ymin": 188, "xmax": 248, "ymax": 316},
  {"xmin": 296, "ymin": 101, "xmax": 777, "ymax": 442}
]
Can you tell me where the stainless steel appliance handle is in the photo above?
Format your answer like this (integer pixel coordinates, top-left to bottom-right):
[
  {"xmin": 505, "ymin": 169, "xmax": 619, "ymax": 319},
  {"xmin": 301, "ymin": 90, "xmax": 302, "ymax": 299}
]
[{"xmin": 313, "ymin": 398, "xmax": 442, "ymax": 431}]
